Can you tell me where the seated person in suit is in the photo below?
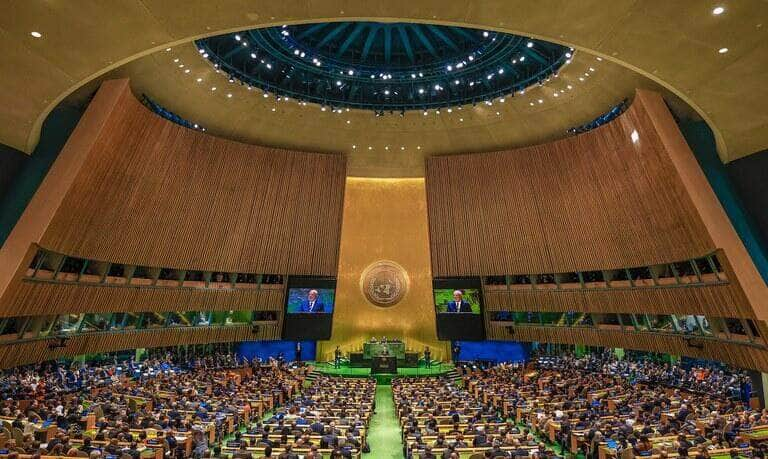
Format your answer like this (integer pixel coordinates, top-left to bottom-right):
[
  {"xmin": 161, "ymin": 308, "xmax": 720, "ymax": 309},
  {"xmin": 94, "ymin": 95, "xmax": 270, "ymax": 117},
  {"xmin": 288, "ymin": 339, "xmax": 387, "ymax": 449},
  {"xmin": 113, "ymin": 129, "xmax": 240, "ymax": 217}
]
[
  {"xmin": 446, "ymin": 290, "xmax": 472, "ymax": 313},
  {"xmin": 300, "ymin": 289, "xmax": 325, "ymax": 312}
]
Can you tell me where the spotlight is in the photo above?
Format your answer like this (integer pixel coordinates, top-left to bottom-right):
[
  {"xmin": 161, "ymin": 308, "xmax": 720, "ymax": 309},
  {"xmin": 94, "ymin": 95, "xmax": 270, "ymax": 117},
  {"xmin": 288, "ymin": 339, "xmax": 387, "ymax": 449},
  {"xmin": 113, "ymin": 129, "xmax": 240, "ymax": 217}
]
[
  {"xmin": 712, "ymin": 6, "xmax": 725, "ymax": 15},
  {"xmin": 526, "ymin": 41, "xmax": 534, "ymax": 48},
  {"xmin": 30, "ymin": 31, "xmax": 42, "ymax": 38}
]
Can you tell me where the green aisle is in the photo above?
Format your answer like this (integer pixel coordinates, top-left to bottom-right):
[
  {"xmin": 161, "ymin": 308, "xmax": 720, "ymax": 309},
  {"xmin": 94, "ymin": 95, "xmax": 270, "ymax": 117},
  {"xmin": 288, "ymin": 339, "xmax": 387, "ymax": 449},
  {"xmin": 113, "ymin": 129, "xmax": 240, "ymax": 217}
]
[{"xmin": 365, "ymin": 385, "xmax": 403, "ymax": 459}]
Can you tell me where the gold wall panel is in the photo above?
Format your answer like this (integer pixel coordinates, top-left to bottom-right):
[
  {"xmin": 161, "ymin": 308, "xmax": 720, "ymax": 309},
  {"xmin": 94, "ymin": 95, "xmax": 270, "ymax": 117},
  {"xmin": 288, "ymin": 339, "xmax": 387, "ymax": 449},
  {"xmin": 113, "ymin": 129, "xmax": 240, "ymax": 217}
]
[{"xmin": 317, "ymin": 178, "xmax": 449, "ymax": 361}]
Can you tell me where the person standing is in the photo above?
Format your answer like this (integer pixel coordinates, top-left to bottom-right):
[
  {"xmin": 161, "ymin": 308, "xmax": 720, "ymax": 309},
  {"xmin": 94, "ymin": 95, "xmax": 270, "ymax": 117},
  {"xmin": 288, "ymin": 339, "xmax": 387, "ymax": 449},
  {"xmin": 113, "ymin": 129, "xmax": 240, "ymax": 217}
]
[
  {"xmin": 424, "ymin": 346, "xmax": 432, "ymax": 368},
  {"xmin": 334, "ymin": 346, "xmax": 342, "ymax": 369},
  {"xmin": 295, "ymin": 342, "xmax": 302, "ymax": 363},
  {"xmin": 451, "ymin": 342, "xmax": 461, "ymax": 363}
]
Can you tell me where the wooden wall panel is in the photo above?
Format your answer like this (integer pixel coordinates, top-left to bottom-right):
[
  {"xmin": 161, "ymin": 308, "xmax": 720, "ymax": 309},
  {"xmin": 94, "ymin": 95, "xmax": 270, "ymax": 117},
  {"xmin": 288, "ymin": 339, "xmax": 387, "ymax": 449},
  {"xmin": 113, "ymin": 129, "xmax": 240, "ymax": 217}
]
[
  {"xmin": 487, "ymin": 323, "xmax": 768, "ymax": 372},
  {"xmin": 483, "ymin": 282, "xmax": 753, "ymax": 318},
  {"xmin": 38, "ymin": 79, "xmax": 346, "ymax": 276},
  {"xmin": 3, "ymin": 280, "xmax": 285, "ymax": 316},
  {"xmin": 0, "ymin": 325, "xmax": 279, "ymax": 369},
  {"xmin": 426, "ymin": 93, "xmax": 714, "ymax": 276}
]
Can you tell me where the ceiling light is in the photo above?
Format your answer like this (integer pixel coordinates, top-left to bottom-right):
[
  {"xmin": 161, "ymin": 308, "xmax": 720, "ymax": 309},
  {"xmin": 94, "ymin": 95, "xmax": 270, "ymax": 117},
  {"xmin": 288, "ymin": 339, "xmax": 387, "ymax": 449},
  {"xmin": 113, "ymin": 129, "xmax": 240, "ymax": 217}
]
[
  {"xmin": 293, "ymin": 49, "xmax": 300, "ymax": 55},
  {"xmin": 459, "ymin": 118, "xmax": 464, "ymax": 122},
  {"xmin": 631, "ymin": 129, "xmax": 640, "ymax": 143},
  {"xmin": 348, "ymin": 70, "xmax": 354, "ymax": 75},
  {"xmin": 529, "ymin": 102, "xmax": 534, "ymax": 106},
  {"xmin": 718, "ymin": 47, "xmax": 729, "ymax": 53},
  {"xmin": 346, "ymin": 120, "xmax": 351, "ymax": 124},
  {"xmin": 411, "ymin": 73, "xmax": 417, "ymax": 79},
  {"xmin": 454, "ymin": 80, "xmax": 460, "ymax": 85},
  {"xmin": 184, "ymin": 69, "xmax": 190, "ymax": 73},
  {"xmin": 271, "ymin": 107, "xmax": 276, "ymax": 112},
  {"xmin": 553, "ymin": 93, "xmax": 559, "ymax": 97},
  {"xmin": 519, "ymin": 56, "xmax": 525, "ymax": 62},
  {"xmin": 423, "ymin": 111, "xmax": 428, "ymax": 116},
  {"xmin": 266, "ymin": 63, "xmax": 272, "ymax": 69},
  {"xmin": 589, "ymin": 67, "xmax": 595, "ymax": 72},
  {"xmin": 537, "ymin": 99, "xmax": 543, "ymax": 104},
  {"xmin": 526, "ymin": 41, "xmax": 534, "ymax": 48},
  {"xmin": 468, "ymin": 55, "xmax": 474, "ymax": 61},
  {"xmin": 496, "ymin": 111, "xmax": 500, "ymax": 115},
  {"xmin": 352, "ymin": 145, "xmax": 356, "ymax": 149},
  {"xmin": 565, "ymin": 52, "xmax": 572, "ymax": 58},
  {"xmin": 417, "ymin": 146, "xmax": 422, "ymax": 150},
  {"xmin": 235, "ymin": 34, "xmax": 241, "ymax": 41},
  {"xmin": 263, "ymin": 93, "xmax": 269, "ymax": 98},
  {"xmin": 251, "ymin": 53, "xmax": 257, "ymax": 59},
  {"xmin": 499, "ymin": 98, "xmax": 505, "ymax": 103},
  {"xmin": 321, "ymin": 107, "xmax": 327, "ymax": 111},
  {"xmin": 211, "ymin": 87, "xmax": 216, "ymax": 91},
  {"xmin": 30, "ymin": 31, "xmax": 42, "ymax": 38},
  {"xmin": 418, "ymin": 88, "xmax": 425, "ymax": 94},
  {"xmin": 596, "ymin": 57, "xmax": 603, "ymax": 61},
  {"xmin": 401, "ymin": 146, "xmax": 405, "ymax": 150},
  {"xmin": 165, "ymin": 47, "xmax": 171, "ymax": 52},
  {"xmin": 227, "ymin": 93, "xmax": 232, "ymax": 98},
  {"xmin": 567, "ymin": 84, "xmax": 573, "ymax": 89},
  {"xmin": 447, "ymin": 65, "xmax": 453, "ymax": 71},
  {"xmin": 384, "ymin": 90, "xmax": 390, "ymax": 95},
  {"xmin": 483, "ymin": 31, "xmax": 489, "ymax": 37},
  {"xmin": 173, "ymin": 58, "xmax": 179, "ymax": 63},
  {"xmin": 712, "ymin": 6, "xmax": 725, "ymax": 15},
  {"xmin": 336, "ymin": 81, "xmax": 342, "ymax": 86},
  {"xmin": 196, "ymin": 78, "xmax": 202, "ymax": 82},
  {"xmin": 447, "ymin": 108, "xmax": 452, "ymax": 113},
  {"xmin": 368, "ymin": 146, "xmax": 372, "ymax": 150}
]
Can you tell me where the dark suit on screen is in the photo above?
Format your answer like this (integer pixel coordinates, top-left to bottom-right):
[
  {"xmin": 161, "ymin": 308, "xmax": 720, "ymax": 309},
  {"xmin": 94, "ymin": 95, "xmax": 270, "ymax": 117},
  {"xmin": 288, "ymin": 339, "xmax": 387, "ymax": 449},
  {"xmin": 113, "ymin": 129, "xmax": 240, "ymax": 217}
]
[
  {"xmin": 299, "ymin": 299, "xmax": 325, "ymax": 313},
  {"xmin": 446, "ymin": 300, "xmax": 472, "ymax": 313}
]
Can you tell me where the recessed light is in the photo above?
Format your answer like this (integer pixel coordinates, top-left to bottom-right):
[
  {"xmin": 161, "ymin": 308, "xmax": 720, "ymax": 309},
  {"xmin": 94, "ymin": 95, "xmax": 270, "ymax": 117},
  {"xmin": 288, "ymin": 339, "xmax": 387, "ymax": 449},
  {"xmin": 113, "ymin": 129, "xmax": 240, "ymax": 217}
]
[
  {"xmin": 417, "ymin": 146, "xmax": 422, "ymax": 150},
  {"xmin": 165, "ymin": 47, "xmax": 171, "ymax": 52},
  {"xmin": 368, "ymin": 146, "xmax": 372, "ymax": 150},
  {"xmin": 352, "ymin": 145, "xmax": 357, "ymax": 149},
  {"xmin": 401, "ymin": 146, "xmax": 405, "ymax": 150},
  {"xmin": 631, "ymin": 129, "xmax": 640, "ymax": 143},
  {"xmin": 718, "ymin": 47, "xmax": 729, "ymax": 53},
  {"xmin": 529, "ymin": 102, "xmax": 534, "ymax": 106},
  {"xmin": 184, "ymin": 69, "xmax": 190, "ymax": 74},
  {"xmin": 211, "ymin": 87, "xmax": 216, "ymax": 91},
  {"xmin": 173, "ymin": 58, "xmax": 179, "ymax": 63},
  {"xmin": 538, "ymin": 99, "xmax": 543, "ymax": 104},
  {"xmin": 712, "ymin": 6, "xmax": 725, "ymax": 15},
  {"xmin": 526, "ymin": 41, "xmax": 534, "ymax": 48},
  {"xmin": 30, "ymin": 31, "xmax": 42, "ymax": 38},
  {"xmin": 227, "ymin": 93, "xmax": 232, "ymax": 98},
  {"xmin": 459, "ymin": 118, "xmax": 464, "ymax": 122},
  {"xmin": 196, "ymin": 78, "xmax": 202, "ymax": 82}
]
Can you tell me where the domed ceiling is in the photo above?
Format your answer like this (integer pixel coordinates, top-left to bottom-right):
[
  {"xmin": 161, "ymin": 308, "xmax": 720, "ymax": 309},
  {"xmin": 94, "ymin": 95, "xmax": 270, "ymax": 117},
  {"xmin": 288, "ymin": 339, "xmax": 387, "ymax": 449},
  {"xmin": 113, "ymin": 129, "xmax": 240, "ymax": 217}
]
[{"xmin": 195, "ymin": 23, "xmax": 570, "ymax": 112}]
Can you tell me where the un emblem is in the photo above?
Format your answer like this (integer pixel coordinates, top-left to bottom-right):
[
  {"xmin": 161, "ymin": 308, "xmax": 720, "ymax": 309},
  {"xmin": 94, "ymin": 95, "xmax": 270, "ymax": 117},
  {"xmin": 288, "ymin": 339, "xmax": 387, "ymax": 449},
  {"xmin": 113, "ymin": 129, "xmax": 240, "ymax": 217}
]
[{"xmin": 360, "ymin": 260, "xmax": 409, "ymax": 307}]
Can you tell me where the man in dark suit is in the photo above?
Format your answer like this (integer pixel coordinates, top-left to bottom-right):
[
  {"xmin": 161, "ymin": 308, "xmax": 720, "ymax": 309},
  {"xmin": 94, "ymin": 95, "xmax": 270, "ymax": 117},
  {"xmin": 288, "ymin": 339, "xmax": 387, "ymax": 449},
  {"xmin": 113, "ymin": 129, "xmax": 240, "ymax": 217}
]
[
  {"xmin": 446, "ymin": 290, "xmax": 472, "ymax": 313},
  {"xmin": 299, "ymin": 289, "xmax": 325, "ymax": 312}
]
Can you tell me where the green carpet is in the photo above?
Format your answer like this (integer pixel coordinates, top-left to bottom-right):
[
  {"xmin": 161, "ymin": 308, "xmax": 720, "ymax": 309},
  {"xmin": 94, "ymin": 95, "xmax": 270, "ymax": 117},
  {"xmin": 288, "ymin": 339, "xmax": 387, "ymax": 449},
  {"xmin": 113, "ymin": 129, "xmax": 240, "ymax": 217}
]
[
  {"xmin": 313, "ymin": 361, "xmax": 454, "ymax": 378},
  {"xmin": 365, "ymin": 385, "xmax": 403, "ymax": 459}
]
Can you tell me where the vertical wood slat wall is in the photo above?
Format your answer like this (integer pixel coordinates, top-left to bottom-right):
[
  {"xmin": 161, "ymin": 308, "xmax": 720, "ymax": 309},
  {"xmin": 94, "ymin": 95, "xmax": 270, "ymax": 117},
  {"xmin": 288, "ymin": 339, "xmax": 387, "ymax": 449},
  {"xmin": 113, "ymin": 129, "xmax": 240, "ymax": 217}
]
[
  {"xmin": 486, "ymin": 323, "xmax": 768, "ymax": 373},
  {"xmin": 38, "ymin": 79, "xmax": 346, "ymax": 276},
  {"xmin": 425, "ymin": 94, "xmax": 714, "ymax": 277},
  {"xmin": 3, "ymin": 281, "xmax": 285, "ymax": 316},
  {"xmin": 0, "ymin": 325, "xmax": 275, "ymax": 369}
]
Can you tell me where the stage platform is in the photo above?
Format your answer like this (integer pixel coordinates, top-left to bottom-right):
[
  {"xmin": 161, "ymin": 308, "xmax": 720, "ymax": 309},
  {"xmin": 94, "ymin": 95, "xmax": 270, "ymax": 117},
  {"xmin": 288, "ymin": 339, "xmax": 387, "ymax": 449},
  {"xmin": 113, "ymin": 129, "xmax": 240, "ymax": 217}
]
[{"xmin": 309, "ymin": 361, "xmax": 456, "ymax": 384}]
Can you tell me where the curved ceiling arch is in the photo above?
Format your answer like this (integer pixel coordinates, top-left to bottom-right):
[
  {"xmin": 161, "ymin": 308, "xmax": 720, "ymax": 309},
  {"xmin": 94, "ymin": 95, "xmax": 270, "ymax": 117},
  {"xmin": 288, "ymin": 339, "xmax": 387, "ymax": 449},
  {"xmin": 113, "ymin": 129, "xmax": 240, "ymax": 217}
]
[{"xmin": 5, "ymin": 2, "xmax": 765, "ymax": 162}]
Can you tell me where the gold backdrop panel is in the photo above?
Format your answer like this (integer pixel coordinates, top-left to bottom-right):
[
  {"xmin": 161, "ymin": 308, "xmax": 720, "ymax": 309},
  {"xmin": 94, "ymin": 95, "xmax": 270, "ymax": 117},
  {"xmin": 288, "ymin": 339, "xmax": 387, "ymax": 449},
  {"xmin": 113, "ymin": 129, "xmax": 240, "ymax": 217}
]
[{"xmin": 317, "ymin": 177, "xmax": 449, "ymax": 362}]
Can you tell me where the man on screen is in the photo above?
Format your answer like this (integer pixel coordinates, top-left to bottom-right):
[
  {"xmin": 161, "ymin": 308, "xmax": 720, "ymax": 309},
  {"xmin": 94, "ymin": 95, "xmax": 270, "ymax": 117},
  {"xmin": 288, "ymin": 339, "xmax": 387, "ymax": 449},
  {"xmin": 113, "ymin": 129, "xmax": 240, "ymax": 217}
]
[
  {"xmin": 446, "ymin": 290, "xmax": 472, "ymax": 313},
  {"xmin": 299, "ymin": 289, "xmax": 325, "ymax": 313}
]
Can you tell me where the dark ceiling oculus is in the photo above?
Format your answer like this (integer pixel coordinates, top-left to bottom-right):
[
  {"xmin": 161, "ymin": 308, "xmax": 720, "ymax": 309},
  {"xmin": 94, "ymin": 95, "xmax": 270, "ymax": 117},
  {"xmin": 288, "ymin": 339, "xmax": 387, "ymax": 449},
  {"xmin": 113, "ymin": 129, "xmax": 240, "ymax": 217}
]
[{"xmin": 195, "ymin": 22, "xmax": 571, "ymax": 113}]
